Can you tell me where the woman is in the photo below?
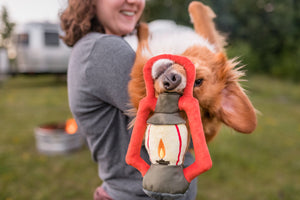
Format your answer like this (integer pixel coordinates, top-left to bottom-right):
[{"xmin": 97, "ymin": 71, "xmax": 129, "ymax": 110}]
[{"xmin": 60, "ymin": 0, "xmax": 197, "ymax": 199}]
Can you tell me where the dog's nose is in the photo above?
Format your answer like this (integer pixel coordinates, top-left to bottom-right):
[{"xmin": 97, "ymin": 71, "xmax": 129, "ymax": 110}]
[{"xmin": 163, "ymin": 73, "xmax": 182, "ymax": 90}]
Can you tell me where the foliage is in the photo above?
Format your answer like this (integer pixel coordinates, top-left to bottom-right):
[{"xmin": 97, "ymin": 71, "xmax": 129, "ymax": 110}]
[
  {"xmin": 143, "ymin": 0, "xmax": 194, "ymax": 25},
  {"xmin": 214, "ymin": 0, "xmax": 300, "ymax": 81},
  {"xmin": 143, "ymin": 0, "xmax": 300, "ymax": 81},
  {"xmin": 0, "ymin": 6, "xmax": 15, "ymax": 48}
]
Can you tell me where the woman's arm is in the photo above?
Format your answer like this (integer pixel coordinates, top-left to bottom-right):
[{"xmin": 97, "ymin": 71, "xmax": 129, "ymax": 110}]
[{"xmin": 85, "ymin": 35, "xmax": 136, "ymax": 113}]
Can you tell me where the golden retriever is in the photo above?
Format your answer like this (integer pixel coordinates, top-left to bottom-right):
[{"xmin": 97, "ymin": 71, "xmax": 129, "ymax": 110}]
[{"xmin": 128, "ymin": 1, "xmax": 257, "ymax": 142}]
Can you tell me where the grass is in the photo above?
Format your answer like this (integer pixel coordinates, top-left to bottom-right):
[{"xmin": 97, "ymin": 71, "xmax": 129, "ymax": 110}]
[
  {"xmin": 197, "ymin": 75, "xmax": 300, "ymax": 200},
  {"xmin": 0, "ymin": 75, "xmax": 299, "ymax": 200},
  {"xmin": 0, "ymin": 76, "xmax": 100, "ymax": 200}
]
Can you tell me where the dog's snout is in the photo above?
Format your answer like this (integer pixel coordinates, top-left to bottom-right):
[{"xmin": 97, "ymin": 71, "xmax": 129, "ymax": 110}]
[{"xmin": 163, "ymin": 73, "xmax": 182, "ymax": 90}]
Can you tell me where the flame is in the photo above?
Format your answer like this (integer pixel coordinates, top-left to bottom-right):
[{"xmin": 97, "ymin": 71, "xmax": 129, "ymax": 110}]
[
  {"xmin": 158, "ymin": 139, "xmax": 166, "ymax": 159},
  {"xmin": 65, "ymin": 118, "xmax": 78, "ymax": 134}
]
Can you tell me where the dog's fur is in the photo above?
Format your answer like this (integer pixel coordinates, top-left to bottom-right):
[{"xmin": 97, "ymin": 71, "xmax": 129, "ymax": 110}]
[{"xmin": 128, "ymin": 1, "xmax": 257, "ymax": 142}]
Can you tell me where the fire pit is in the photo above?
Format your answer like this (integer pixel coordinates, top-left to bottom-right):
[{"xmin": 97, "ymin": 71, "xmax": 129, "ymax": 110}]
[{"xmin": 34, "ymin": 119, "xmax": 84, "ymax": 155}]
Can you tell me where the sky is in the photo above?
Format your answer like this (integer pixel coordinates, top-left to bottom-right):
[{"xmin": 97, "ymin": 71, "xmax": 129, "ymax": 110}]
[{"xmin": 0, "ymin": 0, "xmax": 68, "ymax": 24}]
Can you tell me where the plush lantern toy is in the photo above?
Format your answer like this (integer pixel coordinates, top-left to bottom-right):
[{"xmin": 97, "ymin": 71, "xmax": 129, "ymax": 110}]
[{"xmin": 126, "ymin": 54, "xmax": 212, "ymax": 199}]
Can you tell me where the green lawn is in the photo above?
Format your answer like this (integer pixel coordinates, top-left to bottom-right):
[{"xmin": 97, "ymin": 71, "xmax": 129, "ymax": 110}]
[{"xmin": 0, "ymin": 75, "xmax": 299, "ymax": 200}]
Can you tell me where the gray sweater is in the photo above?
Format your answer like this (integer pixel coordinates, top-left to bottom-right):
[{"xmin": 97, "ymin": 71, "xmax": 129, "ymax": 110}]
[{"xmin": 67, "ymin": 32, "xmax": 197, "ymax": 200}]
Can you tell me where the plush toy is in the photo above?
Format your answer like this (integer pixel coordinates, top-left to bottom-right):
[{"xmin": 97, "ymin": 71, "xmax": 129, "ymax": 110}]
[{"xmin": 126, "ymin": 54, "xmax": 212, "ymax": 199}]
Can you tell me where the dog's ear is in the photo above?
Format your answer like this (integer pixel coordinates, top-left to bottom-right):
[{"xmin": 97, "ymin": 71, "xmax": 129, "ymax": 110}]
[
  {"xmin": 188, "ymin": 1, "xmax": 226, "ymax": 52},
  {"xmin": 137, "ymin": 22, "xmax": 149, "ymax": 42},
  {"xmin": 128, "ymin": 23, "xmax": 150, "ymax": 110},
  {"xmin": 210, "ymin": 53, "xmax": 256, "ymax": 134},
  {"xmin": 136, "ymin": 22, "xmax": 151, "ymax": 55},
  {"xmin": 218, "ymin": 81, "xmax": 257, "ymax": 134}
]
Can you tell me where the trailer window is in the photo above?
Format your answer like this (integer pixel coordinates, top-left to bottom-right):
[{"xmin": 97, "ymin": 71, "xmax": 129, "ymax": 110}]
[
  {"xmin": 44, "ymin": 32, "xmax": 59, "ymax": 46},
  {"xmin": 17, "ymin": 33, "xmax": 29, "ymax": 46}
]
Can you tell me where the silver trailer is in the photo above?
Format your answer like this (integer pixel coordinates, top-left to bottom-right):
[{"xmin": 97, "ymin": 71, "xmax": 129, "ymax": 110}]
[
  {"xmin": 15, "ymin": 22, "xmax": 71, "ymax": 74},
  {"xmin": 0, "ymin": 48, "xmax": 10, "ymax": 81}
]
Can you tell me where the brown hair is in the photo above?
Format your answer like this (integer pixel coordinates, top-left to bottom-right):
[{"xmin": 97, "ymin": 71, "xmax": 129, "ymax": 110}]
[{"xmin": 60, "ymin": 0, "xmax": 104, "ymax": 47}]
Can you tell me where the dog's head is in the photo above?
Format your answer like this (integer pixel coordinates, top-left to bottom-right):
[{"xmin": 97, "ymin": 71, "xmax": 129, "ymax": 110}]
[
  {"xmin": 183, "ymin": 47, "xmax": 256, "ymax": 141},
  {"xmin": 148, "ymin": 51, "xmax": 256, "ymax": 142}
]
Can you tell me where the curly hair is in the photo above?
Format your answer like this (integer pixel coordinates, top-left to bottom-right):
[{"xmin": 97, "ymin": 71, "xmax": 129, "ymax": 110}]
[{"xmin": 60, "ymin": 0, "xmax": 104, "ymax": 47}]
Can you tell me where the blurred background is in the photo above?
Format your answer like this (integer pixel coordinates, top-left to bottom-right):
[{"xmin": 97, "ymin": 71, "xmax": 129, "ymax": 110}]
[
  {"xmin": 0, "ymin": 0, "xmax": 299, "ymax": 200},
  {"xmin": 144, "ymin": 0, "xmax": 300, "ymax": 82}
]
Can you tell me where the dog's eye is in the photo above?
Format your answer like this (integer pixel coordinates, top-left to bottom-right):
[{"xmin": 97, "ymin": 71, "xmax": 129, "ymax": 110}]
[{"xmin": 194, "ymin": 79, "xmax": 203, "ymax": 87}]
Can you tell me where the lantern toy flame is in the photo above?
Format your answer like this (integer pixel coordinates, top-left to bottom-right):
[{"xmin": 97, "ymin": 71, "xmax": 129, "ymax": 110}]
[{"xmin": 158, "ymin": 139, "xmax": 166, "ymax": 159}]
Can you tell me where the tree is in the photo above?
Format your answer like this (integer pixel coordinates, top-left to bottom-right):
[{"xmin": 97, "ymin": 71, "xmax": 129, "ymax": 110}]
[
  {"xmin": 217, "ymin": 0, "xmax": 300, "ymax": 81},
  {"xmin": 143, "ymin": 0, "xmax": 194, "ymax": 26},
  {"xmin": 0, "ymin": 6, "xmax": 15, "ymax": 49}
]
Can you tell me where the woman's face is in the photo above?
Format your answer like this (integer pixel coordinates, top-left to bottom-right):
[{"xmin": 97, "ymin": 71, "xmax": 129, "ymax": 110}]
[{"xmin": 95, "ymin": 0, "xmax": 145, "ymax": 36}]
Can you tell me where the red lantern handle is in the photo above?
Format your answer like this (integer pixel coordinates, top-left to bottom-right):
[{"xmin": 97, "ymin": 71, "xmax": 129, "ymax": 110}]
[{"xmin": 178, "ymin": 96, "xmax": 212, "ymax": 182}]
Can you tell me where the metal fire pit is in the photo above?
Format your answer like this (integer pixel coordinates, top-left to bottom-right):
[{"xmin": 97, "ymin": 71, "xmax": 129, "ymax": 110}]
[{"xmin": 34, "ymin": 122, "xmax": 84, "ymax": 155}]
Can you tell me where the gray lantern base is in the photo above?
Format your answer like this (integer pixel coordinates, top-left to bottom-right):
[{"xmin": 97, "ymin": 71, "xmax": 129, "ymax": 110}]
[{"xmin": 143, "ymin": 164, "xmax": 189, "ymax": 199}]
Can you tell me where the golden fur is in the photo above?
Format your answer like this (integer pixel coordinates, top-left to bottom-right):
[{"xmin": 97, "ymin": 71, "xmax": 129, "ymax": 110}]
[{"xmin": 128, "ymin": 1, "xmax": 256, "ymax": 142}]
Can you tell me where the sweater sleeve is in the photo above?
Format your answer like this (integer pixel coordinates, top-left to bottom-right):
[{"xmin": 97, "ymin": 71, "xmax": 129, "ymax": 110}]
[{"xmin": 85, "ymin": 35, "xmax": 136, "ymax": 113}]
